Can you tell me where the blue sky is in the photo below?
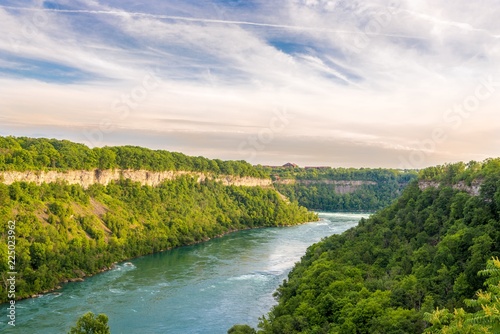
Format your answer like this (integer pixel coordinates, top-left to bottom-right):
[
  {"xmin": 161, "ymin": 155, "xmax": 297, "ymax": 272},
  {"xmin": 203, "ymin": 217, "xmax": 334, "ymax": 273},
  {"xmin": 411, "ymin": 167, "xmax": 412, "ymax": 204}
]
[{"xmin": 0, "ymin": 0, "xmax": 499, "ymax": 168}]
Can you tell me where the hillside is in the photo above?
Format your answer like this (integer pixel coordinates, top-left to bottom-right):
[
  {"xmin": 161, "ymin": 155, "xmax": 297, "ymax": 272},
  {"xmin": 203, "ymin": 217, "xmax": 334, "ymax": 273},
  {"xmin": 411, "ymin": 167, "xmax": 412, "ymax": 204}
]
[
  {"xmin": 0, "ymin": 137, "xmax": 317, "ymax": 302},
  {"xmin": 234, "ymin": 159, "xmax": 500, "ymax": 333}
]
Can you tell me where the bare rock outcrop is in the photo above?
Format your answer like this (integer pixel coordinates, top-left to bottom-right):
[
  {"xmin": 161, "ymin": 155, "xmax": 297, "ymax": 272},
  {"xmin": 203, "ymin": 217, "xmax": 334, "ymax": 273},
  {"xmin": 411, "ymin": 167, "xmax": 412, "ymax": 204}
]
[
  {"xmin": 418, "ymin": 180, "xmax": 482, "ymax": 196},
  {"xmin": 0, "ymin": 170, "xmax": 273, "ymax": 188},
  {"xmin": 274, "ymin": 179, "xmax": 377, "ymax": 194}
]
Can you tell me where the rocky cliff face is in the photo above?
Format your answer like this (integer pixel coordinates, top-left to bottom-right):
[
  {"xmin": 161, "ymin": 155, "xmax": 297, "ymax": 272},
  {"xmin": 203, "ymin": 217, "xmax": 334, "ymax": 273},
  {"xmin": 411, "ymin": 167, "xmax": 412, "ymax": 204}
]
[
  {"xmin": 418, "ymin": 180, "xmax": 482, "ymax": 196},
  {"xmin": 274, "ymin": 179, "xmax": 377, "ymax": 194},
  {"xmin": 0, "ymin": 170, "xmax": 273, "ymax": 188}
]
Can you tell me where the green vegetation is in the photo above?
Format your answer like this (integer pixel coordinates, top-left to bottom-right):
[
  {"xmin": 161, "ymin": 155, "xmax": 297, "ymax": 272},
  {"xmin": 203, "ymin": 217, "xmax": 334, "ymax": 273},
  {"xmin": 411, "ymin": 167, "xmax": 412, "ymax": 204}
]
[
  {"xmin": 0, "ymin": 136, "xmax": 267, "ymax": 177},
  {"xmin": 228, "ymin": 324, "xmax": 258, "ymax": 334},
  {"xmin": 424, "ymin": 257, "xmax": 500, "ymax": 333},
  {"xmin": 232, "ymin": 159, "xmax": 500, "ymax": 333},
  {"xmin": 263, "ymin": 166, "xmax": 417, "ymax": 211},
  {"xmin": 68, "ymin": 312, "xmax": 110, "ymax": 334},
  {"xmin": 0, "ymin": 176, "xmax": 316, "ymax": 302},
  {"xmin": 0, "ymin": 136, "xmax": 318, "ymax": 302}
]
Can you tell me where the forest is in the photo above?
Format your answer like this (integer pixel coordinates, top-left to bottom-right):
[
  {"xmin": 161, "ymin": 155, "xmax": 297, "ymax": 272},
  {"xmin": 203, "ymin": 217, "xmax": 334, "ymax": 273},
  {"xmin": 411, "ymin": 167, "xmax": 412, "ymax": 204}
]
[
  {"xmin": 265, "ymin": 166, "xmax": 417, "ymax": 212},
  {"xmin": 0, "ymin": 176, "xmax": 316, "ymax": 302},
  {"xmin": 0, "ymin": 136, "xmax": 419, "ymax": 212},
  {"xmin": 230, "ymin": 159, "xmax": 500, "ymax": 333},
  {"xmin": 0, "ymin": 136, "xmax": 267, "ymax": 177}
]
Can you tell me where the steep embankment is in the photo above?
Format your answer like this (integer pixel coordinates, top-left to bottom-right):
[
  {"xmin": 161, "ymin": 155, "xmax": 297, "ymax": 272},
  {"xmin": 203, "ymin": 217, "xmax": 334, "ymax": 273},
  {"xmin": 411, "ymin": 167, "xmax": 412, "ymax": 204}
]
[
  {"xmin": 418, "ymin": 179, "xmax": 482, "ymax": 196},
  {"xmin": 275, "ymin": 179, "xmax": 377, "ymax": 194},
  {"xmin": 238, "ymin": 159, "xmax": 500, "ymax": 333},
  {"xmin": 0, "ymin": 169, "xmax": 273, "ymax": 188},
  {"xmin": 0, "ymin": 137, "xmax": 317, "ymax": 303},
  {"xmin": 0, "ymin": 176, "xmax": 316, "ymax": 303}
]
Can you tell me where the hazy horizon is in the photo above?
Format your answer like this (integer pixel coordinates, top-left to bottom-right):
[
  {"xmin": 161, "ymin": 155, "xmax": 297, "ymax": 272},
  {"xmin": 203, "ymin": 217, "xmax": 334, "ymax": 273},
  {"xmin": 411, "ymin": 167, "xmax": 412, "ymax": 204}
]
[{"xmin": 1, "ymin": 1, "xmax": 499, "ymax": 168}]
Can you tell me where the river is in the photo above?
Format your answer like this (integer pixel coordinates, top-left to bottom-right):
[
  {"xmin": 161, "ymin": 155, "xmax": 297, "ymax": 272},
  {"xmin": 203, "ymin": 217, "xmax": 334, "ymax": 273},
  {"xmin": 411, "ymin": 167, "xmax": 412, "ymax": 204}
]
[{"xmin": 1, "ymin": 212, "xmax": 368, "ymax": 333}]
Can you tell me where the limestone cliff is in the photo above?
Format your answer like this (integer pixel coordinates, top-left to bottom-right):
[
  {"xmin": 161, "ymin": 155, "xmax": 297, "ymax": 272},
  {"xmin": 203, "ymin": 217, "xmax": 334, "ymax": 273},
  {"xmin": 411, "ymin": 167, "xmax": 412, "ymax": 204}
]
[
  {"xmin": 418, "ymin": 180, "xmax": 482, "ymax": 196},
  {"xmin": 274, "ymin": 179, "xmax": 377, "ymax": 194},
  {"xmin": 0, "ymin": 169, "xmax": 273, "ymax": 188}
]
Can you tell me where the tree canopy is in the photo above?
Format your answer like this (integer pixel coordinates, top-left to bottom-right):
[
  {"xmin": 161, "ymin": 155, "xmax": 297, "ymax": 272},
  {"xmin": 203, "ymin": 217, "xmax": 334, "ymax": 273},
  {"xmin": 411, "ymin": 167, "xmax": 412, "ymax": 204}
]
[
  {"xmin": 232, "ymin": 159, "xmax": 500, "ymax": 333},
  {"xmin": 424, "ymin": 257, "xmax": 500, "ymax": 333},
  {"xmin": 0, "ymin": 136, "xmax": 267, "ymax": 177},
  {"xmin": 68, "ymin": 312, "xmax": 110, "ymax": 334}
]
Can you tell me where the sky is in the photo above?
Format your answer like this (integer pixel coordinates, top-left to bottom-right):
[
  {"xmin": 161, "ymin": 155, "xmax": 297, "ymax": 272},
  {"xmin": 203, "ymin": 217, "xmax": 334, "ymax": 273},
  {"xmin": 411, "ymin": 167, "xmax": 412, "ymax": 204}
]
[{"xmin": 0, "ymin": 0, "xmax": 499, "ymax": 168}]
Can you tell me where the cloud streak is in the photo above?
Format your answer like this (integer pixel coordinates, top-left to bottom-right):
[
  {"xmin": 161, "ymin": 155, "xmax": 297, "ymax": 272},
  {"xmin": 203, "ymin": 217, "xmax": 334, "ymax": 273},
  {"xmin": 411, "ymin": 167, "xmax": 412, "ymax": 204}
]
[
  {"xmin": 0, "ymin": 0, "xmax": 499, "ymax": 168},
  {"xmin": 0, "ymin": 5, "xmax": 427, "ymax": 39}
]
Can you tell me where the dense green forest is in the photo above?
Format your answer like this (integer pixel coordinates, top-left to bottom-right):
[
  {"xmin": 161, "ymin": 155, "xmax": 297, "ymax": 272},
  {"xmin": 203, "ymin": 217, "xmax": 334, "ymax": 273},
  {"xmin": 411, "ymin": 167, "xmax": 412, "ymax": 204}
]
[
  {"xmin": 0, "ymin": 176, "xmax": 316, "ymax": 302},
  {"xmin": 231, "ymin": 159, "xmax": 500, "ymax": 333},
  {"xmin": 424, "ymin": 256, "xmax": 500, "ymax": 333},
  {"xmin": 0, "ymin": 136, "xmax": 266, "ymax": 177},
  {"xmin": 264, "ymin": 167, "xmax": 417, "ymax": 212},
  {"xmin": 0, "ymin": 136, "xmax": 419, "ymax": 212}
]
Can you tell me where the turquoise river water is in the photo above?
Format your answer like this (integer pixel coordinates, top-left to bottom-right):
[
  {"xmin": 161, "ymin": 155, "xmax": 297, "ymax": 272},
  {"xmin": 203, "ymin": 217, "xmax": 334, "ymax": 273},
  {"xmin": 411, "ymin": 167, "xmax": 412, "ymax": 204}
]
[{"xmin": 1, "ymin": 212, "xmax": 368, "ymax": 333}]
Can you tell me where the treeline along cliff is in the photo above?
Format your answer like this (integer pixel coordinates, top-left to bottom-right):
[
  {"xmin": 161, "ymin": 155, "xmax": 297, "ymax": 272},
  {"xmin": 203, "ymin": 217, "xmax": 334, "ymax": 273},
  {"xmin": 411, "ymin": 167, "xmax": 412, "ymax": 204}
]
[
  {"xmin": 0, "ymin": 137, "xmax": 316, "ymax": 302},
  {"xmin": 260, "ymin": 165, "xmax": 417, "ymax": 212}
]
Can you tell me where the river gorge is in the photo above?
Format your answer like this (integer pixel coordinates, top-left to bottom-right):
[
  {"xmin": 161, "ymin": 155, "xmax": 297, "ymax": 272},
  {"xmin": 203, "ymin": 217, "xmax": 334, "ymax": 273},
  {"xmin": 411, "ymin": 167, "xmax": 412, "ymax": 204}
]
[{"xmin": 1, "ymin": 212, "xmax": 367, "ymax": 333}]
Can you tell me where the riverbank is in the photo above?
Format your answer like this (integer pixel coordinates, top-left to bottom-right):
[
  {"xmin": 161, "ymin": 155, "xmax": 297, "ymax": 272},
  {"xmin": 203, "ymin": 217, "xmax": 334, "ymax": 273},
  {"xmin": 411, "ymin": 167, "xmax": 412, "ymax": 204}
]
[
  {"xmin": 0, "ymin": 213, "xmax": 361, "ymax": 334},
  {"xmin": 0, "ymin": 175, "xmax": 317, "ymax": 303},
  {"xmin": 5, "ymin": 216, "xmax": 319, "ymax": 304}
]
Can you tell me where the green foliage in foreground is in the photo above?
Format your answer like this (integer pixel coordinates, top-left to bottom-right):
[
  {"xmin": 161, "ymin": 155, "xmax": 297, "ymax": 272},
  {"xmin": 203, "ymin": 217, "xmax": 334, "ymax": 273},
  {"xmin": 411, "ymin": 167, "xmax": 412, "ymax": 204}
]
[
  {"xmin": 424, "ymin": 257, "xmax": 500, "ymax": 334},
  {"xmin": 228, "ymin": 324, "xmax": 258, "ymax": 334},
  {"xmin": 269, "ymin": 167, "xmax": 417, "ymax": 212},
  {"xmin": 233, "ymin": 159, "xmax": 500, "ymax": 333},
  {"xmin": 68, "ymin": 312, "xmax": 110, "ymax": 334},
  {"xmin": 0, "ymin": 176, "xmax": 316, "ymax": 302},
  {"xmin": 0, "ymin": 136, "xmax": 267, "ymax": 177}
]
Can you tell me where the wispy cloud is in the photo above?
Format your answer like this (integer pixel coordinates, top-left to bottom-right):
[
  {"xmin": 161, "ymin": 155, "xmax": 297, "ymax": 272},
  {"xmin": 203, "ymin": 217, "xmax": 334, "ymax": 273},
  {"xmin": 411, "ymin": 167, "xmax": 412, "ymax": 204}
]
[
  {"xmin": 0, "ymin": 4, "xmax": 430, "ymax": 39},
  {"xmin": 0, "ymin": 0, "xmax": 499, "ymax": 167}
]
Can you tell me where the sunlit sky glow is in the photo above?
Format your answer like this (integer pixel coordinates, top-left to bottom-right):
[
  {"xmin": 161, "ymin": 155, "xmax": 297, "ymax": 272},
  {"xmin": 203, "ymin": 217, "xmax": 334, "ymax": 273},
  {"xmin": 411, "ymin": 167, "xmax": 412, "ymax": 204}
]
[{"xmin": 0, "ymin": 0, "xmax": 499, "ymax": 168}]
